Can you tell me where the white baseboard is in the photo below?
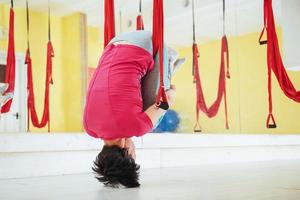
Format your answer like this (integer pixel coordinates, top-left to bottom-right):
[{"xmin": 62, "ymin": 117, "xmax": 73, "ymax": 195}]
[{"xmin": 1, "ymin": 133, "xmax": 300, "ymax": 179}]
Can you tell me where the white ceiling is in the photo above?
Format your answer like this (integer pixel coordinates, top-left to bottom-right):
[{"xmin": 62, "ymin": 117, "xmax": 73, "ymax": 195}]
[{"xmin": 0, "ymin": 0, "xmax": 282, "ymax": 46}]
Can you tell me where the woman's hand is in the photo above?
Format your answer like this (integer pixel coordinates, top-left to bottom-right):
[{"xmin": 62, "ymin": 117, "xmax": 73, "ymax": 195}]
[
  {"xmin": 166, "ymin": 84, "xmax": 176, "ymax": 107},
  {"xmin": 124, "ymin": 138, "xmax": 136, "ymax": 160}
]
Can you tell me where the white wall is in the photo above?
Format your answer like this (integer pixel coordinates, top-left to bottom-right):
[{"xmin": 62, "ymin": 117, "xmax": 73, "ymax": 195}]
[{"xmin": 1, "ymin": 133, "xmax": 300, "ymax": 179}]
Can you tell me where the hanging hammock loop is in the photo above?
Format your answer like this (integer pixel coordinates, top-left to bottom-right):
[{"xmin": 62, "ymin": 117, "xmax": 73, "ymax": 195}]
[{"xmin": 25, "ymin": 0, "xmax": 54, "ymax": 132}]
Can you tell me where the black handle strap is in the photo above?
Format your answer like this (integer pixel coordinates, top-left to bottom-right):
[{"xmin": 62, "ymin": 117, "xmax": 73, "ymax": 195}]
[
  {"xmin": 268, "ymin": 124, "xmax": 277, "ymax": 128},
  {"xmin": 11, "ymin": 0, "xmax": 13, "ymax": 8},
  {"xmin": 156, "ymin": 101, "xmax": 169, "ymax": 110},
  {"xmin": 193, "ymin": 121, "xmax": 202, "ymax": 133},
  {"xmin": 259, "ymin": 27, "xmax": 267, "ymax": 45},
  {"xmin": 266, "ymin": 113, "xmax": 277, "ymax": 129}
]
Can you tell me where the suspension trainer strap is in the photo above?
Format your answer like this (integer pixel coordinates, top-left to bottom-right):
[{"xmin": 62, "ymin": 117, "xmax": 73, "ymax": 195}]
[
  {"xmin": 265, "ymin": 1, "xmax": 275, "ymax": 128},
  {"xmin": 139, "ymin": 0, "xmax": 142, "ymax": 13},
  {"xmin": 259, "ymin": 1, "xmax": 267, "ymax": 45},
  {"xmin": 191, "ymin": 0, "xmax": 201, "ymax": 132},
  {"xmin": 222, "ymin": 0, "xmax": 230, "ymax": 129},
  {"xmin": 222, "ymin": 36, "xmax": 229, "ymax": 129},
  {"xmin": 192, "ymin": 0, "xmax": 196, "ymax": 79}
]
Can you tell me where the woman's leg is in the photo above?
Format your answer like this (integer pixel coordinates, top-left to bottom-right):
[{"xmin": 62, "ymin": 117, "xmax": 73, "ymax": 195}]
[
  {"xmin": 142, "ymin": 46, "xmax": 185, "ymax": 111},
  {"xmin": 142, "ymin": 47, "xmax": 169, "ymax": 111}
]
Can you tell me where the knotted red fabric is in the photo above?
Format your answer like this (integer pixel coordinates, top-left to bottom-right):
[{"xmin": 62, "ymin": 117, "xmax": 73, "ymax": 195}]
[
  {"xmin": 1, "ymin": 8, "xmax": 15, "ymax": 113},
  {"xmin": 152, "ymin": 0, "xmax": 168, "ymax": 109},
  {"xmin": 136, "ymin": 15, "xmax": 144, "ymax": 30},
  {"xmin": 104, "ymin": 0, "xmax": 115, "ymax": 47},
  {"xmin": 136, "ymin": 14, "xmax": 144, "ymax": 30},
  {"xmin": 26, "ymin": 42, "xmax": 54, "ymax": 132},
  {"xmin": 193, "ymin": 36, "xmax": 230, "ymax": 130},
  {"xmin": 259, "ymin": 0, "xmax": 300, "ymax": 128}
]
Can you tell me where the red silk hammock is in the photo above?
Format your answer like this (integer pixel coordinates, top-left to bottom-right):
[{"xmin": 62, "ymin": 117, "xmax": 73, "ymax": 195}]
[
  {"xmin": 25, "ymin": 0, "xmax": 54, "ymax": 132},
  {"xmin": 259, "ymin": 0, "xmax": 300, "ymax": 128},
  {"xmin": 136, "ymin": 0, "xmax": 144, "ymax": 30},
  {"xmin": 103, "ymin": 0, "xmax": 168, "ymax": 108},
  {"xmin": 192, "ymin": 0, "xmax": 230, "ymax": 132},
  {"xmin": 152, "ymin": 0, "xmax": 168, "ymax": 109},
  {"xmin": 104, "ymin": 0, "xmax": 116, "ymax": 47},
  {"xmin": 1, "ymin": 0, "xmax": 16, "ymax": 113}
]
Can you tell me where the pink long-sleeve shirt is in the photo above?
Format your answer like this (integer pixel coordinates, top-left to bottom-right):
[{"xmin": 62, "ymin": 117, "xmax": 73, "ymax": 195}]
[{"xmin": 83, "ymin": 43, "xmax": 154, "ymax": 140}]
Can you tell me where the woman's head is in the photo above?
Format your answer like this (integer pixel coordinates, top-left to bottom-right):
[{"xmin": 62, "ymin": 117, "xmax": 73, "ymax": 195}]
[{"xmin": 92, "ymin": 145, "xmax": 140, "ymax": 188}]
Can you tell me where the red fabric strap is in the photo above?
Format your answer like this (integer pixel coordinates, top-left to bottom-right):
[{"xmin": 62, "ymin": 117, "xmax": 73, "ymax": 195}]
[
  {"xmin": 152, "ymin": 0, "xmax": 168, "ymax": 108},
  {"xmin": 193, "ymin": 104, "xmax": 202, "ymax": 132},
  {"xmin": 193, "ymin": 36, "xmax": 230, "ymax": 130},
  {"xmin": 260, "ymin": 0, "xmax": 300, "ymax": 128},
  {"xmin": 26, "ymin": 42, "xmax": 54, "ymax": 132},
  {"xmin": 136, "ymin": 15, "xmax": 144, "ymax": 30},
  {"xmin": 104, "ymin": 0, "xmax": 115, "ymax": 47},
  {"xmin": 1, "ymin": 8, "xmax": 16, "ymax": 113}
]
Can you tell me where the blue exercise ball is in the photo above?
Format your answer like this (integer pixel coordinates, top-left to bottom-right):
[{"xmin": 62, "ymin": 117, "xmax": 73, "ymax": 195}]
[{"xmin": 153, "ymin": 109, "xmax": 180, "ymax": 132}]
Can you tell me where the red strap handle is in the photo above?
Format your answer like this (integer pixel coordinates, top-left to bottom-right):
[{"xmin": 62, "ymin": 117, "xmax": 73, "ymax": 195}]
[
  {"xmin": 266, "ymin": 113, "xmax": 277, "ymax": 128},
  {"xmin": 259, "ymin": 27, "xmax": 267, "ymax": 45},
  {"xmin": 193, "ymin": 104, "xmax": 202, "ymax": 132}
]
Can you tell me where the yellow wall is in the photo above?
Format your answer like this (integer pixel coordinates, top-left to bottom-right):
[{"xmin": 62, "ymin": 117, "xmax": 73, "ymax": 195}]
[
  {"xmin": 0, "ymin": 4, "xmax": 84, "ymax": 132},
  {"xmin": 61, "ymin": 13, "xmax": 85, "ymax": 131},
  {"xmin": 173, "ymin": 30, "xmax": 300, "ymax": 133},
  {"xmin": 87, "ymin": 26, "xmax": 103, "ymax": 69}
]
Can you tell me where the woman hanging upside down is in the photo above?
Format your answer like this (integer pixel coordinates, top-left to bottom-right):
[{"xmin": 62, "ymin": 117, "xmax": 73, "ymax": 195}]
[{"xmin": 83, "ymin": 30, "xmax": 185, "ymax": 188}]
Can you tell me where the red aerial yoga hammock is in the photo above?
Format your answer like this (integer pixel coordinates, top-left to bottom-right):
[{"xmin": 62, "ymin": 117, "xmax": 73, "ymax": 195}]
[
  {"xmin": 259, "ymin": 0, "xmax": 300, "ymax": 128},
  {"xmin": 103, "ymin": 0, "xmax": 167, "ymax": 109},
  {"xmin": 1, "ymin": 0, "xmax": 16, "ymax": 114},
  {"xmin": 104, "ymin": 0, "xmax": 115, "ymax": 47},
  {"xmin": 25, "ymin": 0, "xmax": 54, "ymax": 132},
  {"xmin": 152, "ymin": 0, "xmax": 168, "ymax": 110},
  {"xmin": 136, "ymin": 0, "xmax": 144, "ymax": 30},
  {"xmin": 192, "ymin": 0, "xmax": 230, "ymax": 131}
]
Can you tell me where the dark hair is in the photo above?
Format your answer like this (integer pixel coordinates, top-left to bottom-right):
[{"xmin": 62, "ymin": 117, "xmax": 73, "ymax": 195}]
[{"xmin": 92, "ymin": 145, "xmax": 140, "ymax": 188}]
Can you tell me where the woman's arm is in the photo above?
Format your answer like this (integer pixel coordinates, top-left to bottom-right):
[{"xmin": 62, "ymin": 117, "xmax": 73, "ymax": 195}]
[{"xmin": 144, "ymin": 85, "xmax": 176, "ymax": 125}]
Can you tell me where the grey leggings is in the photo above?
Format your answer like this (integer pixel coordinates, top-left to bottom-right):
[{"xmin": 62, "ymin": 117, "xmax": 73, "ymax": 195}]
[{"xmin": 142, "ymin": 51, "xmax": 172, "ymax": 111}]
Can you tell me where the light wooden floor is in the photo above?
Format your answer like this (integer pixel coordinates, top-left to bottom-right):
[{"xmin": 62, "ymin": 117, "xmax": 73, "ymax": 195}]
[{"xmin": 1, "ymin": 160, "xmax": 300, "ymax": 200}]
